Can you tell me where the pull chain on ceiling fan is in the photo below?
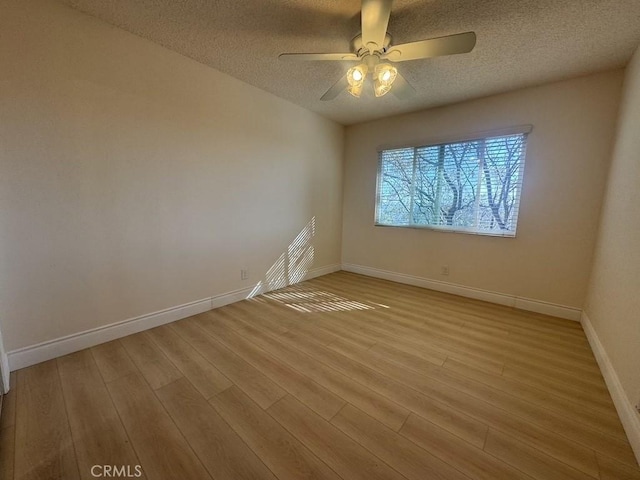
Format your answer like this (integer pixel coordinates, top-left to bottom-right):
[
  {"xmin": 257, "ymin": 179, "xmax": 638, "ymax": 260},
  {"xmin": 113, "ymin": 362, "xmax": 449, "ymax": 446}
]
[{"xmin": 279, "ymin": 0, "xmax": 476, "ymax": 101}]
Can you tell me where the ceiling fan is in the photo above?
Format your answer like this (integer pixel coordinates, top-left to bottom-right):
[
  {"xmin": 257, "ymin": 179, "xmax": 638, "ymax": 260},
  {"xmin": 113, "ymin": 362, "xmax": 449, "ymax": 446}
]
[{"xmin": 279, "ymin": 0, "xmax": 476, "ymax": 101}]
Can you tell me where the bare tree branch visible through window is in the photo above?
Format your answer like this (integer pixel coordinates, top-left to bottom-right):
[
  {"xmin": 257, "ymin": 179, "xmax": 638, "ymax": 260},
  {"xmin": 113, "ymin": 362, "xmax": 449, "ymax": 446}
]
[{"xmin": 376, "ymin": 133, "xmax": 528, "ymax": 236}]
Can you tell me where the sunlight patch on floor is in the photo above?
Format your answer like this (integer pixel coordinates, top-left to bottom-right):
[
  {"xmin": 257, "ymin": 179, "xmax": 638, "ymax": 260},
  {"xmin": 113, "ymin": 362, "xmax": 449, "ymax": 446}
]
[{"xmin": 264, "ymin": 284, "xmax": 376, "ymax": 313}]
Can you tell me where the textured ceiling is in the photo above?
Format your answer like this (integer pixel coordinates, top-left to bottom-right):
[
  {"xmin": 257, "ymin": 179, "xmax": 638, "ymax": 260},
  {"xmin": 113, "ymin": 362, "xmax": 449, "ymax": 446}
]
[{"xmin": 59, "ymin": 0, "xmax": 640, "ymax": 125}]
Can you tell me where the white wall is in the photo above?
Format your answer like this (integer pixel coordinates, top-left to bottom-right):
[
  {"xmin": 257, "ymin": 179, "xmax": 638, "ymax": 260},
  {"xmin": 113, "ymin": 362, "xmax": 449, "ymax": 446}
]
[
  {"xmin": 584, "ymin": 45, "xmax": 640, "ymax": 439},
  {"xmin": 0, "ymin": 0, "xmax": 344, "ymax": 353},
  {"xmin": 342, "ymin": 71, "xmax": 623, "ymax": 309}
]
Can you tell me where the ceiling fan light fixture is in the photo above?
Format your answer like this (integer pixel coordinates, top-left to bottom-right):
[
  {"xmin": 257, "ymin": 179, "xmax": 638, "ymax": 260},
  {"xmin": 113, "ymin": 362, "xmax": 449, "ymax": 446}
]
[
  {"xmin": 347, "ymin": 64, "xmax": 368, "ymax": 98},
  {"xmin": 348, "ymin": 82, "xmax": 364, "ymax": 98},
  {"xmin": 374, "ymin": 63, "xmax": 397, "ymax": 97},
  {"xmin": 347, "ymin": 64, "xmax": 368, "ymax": 85},
  {"xmin": 373, "ymin": 81, "xmax": 391, "ymax": 97}
]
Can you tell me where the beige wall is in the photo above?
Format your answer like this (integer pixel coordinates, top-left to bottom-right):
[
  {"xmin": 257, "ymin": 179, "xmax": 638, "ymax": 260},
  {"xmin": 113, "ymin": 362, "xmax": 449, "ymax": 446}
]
[
  {"xmin": 342, "ymin": 71, "xmax": 623, "ymax": 308},
  {"xmin": 0, "ymin": 0, "xmax": 344, "ymax": 351},
  {"xmin": 585, "ymin": 46, "xmax": 640, "ymax": 410}
]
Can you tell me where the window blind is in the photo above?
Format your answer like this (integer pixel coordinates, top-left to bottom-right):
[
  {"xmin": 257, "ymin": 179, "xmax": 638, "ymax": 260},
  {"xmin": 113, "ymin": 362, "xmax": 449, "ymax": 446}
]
[{"xmin": 375, "ymin": 131, "xmax": 529, "ymax": 237}]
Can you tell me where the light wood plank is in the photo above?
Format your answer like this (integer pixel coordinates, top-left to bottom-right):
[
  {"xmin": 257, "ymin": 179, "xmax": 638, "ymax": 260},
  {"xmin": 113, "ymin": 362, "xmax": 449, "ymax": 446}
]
[
  {"xmin": 400, "ymin": 413, "xmax": 535, "ymax": 480},
  {"xmin": 316, "ymin": 274, "xmax": 592, "ymax": 358},
  {"xmin": 91, "ymin": 340, "xmax": 137, "ymax": 383},
  {"xmin": 268, "ymin": 395, "xmax": 406, "ymax": 480},
  {"xmin": 0, "ymin": 371, "xmax": 17, "ymax": 430},
  {"xmin": 503, "ymin": 363, "xmax": 612, "ymax": 404},
  {"xmin": 241, "ymin": 311, "xmax": 481, "ymax": 444},
  {"xmin": 14, "ymin": 360, "xmax": 80, "ymax": 480},
  {"xmin": 320, "ymin": 309, "xmax": 506, "ymax": 375},
  {"xmin": 0, "ymin": 425, "xmax": 15, "ymax": 480},
  {"xmin": 311, "ymin": 274, "xmax": 585, "ymax": 342},
  {"xmin": 146, "ymin": 324, "xmax": 232, "ymax": 398},
  {"xmin": 170, "ymin": 318, "xmax": 286, "ymax": 409},
  {"xmin": 235, "ymin": 322, "xmax": 410, "ymax": 431},
  {"xmin": 297, "ymin": 319, "xmax": 378, "ymax": 350},
  {"xmin": 210, "ymin": 386, "xmax": 341, "ymax": 480},
  {"xmin": 119, "ymin": 332, "xmax": 183, "ymax": 390},
  {"xmin": 279, "ymin": 330, "xmax": 488, "ymax": 447},
  {"xmin": 369, "ymin": 341, "xmax": 446, "ymax": 369},
  {"xmin": 325, "ymin": 272, "xmax": 583, "ymax": 333},
  {"xmin": 332, "ymin": 404, "xmax": 471, "ymax": 480},
  {"xmin": 193, "ymin": 315, "xmax": 346, "ymax": 420},
  {"xmin": 223, "ymin": 301, "xmax": 292, "ymax": 333},
  {"xmin": 328, "ymin": 337, "xmax": 600, "ymax": 478},
  {"xmin": 377, "ymin": 348, "xmax": 633, "ymax": 466},
  {"xmin": 200, "ymin": 309, "xmax": 247, "ymax": 331},
  {"xmin": 106, "ymin": 372, "xmax": 212, "ymax": 480},
  {"xmin": 367, "ymin": 342, "xmax": 635, "ymax": 463},
  {"xmin": 596, "ymin": 453, "xmax": 640, "ymax": 480},
  {"xmin": 291, "ymin": 319, "xmax": 377, "ymax": 350},
  {"xmin": 484, "ymin": 428, "xmax": 595, "ymax": 480},
  {"xmin": 156, "ymin": 378, "xmax": 277, "ymax": 480},
  {"xmin": 354, "ymin": 307, "xmax": 597, "ymax": 375},
  {"xmin": 57, "ymin": 350, "xmax": 143, "ymax": 480},
  {"xmin": 443, "ymin": 357, "xmax": 626, "ymax": 439},
  {"xmin": 366, "ymin": 325, "xmax": 504, "ymax": 375}
]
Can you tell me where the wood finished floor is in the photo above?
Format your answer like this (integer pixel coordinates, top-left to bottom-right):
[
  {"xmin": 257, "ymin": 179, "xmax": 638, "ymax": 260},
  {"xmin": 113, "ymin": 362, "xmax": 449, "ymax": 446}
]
[{"xmin": 1, "ymin": 271, "xmax": 639, "ymax": 480}]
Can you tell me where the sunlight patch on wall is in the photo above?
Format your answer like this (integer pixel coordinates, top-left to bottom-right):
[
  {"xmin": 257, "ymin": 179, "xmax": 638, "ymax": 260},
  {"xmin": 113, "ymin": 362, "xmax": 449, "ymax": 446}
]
[
  {"xmin": 248, "ymin": 217, "xmax": 316, "ymax": 298},
  {"xmin": 246, "ymin": 217, "xmax": 379, "ymax": 312}
]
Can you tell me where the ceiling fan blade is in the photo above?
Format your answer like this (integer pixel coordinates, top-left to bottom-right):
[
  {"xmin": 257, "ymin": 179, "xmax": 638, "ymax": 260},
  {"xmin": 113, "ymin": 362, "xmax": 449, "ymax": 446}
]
[
  {"xmin": 361, "ymin": 0, "xmax": 393, "ymax": 52},
  {"xmin": 391, "ymin": 73, "xmax": 416, "ymax": 100},
  {"xmin": 321, "ymin": 76, "xmax": 349, "ymax": 101},
  {"xmin": 279, "ymin": 53, "xmax": 359, "ymax": 62},
  {"xmin": 384, "ymin": 32, "xmax": 476, "ymax": 62}
]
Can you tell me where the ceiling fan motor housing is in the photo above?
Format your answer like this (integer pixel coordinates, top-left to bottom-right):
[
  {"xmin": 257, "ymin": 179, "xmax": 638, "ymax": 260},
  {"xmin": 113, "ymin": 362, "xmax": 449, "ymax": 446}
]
[{"xmin": 351, "ymin": 33, "xmax": 393, "ymax": 57}]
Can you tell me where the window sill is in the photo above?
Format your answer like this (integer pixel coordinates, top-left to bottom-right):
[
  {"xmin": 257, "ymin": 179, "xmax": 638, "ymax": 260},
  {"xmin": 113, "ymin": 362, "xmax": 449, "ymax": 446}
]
[{"xmin": 374, "ymin": 223, "xmax": 517, "ymax": 238}]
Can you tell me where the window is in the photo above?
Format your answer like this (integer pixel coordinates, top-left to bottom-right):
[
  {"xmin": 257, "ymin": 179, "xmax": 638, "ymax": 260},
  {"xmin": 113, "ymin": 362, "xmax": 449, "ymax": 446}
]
[{"xmin": 375, "ymin": 128, "xmax": 530, "ymax": 237}]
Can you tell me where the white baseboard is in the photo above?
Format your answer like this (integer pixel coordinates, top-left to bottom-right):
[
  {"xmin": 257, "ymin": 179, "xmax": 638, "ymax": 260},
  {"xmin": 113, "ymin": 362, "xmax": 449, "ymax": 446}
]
[
  {"xmin": 512, "ymin": 297, "xmax": 582, "ymax": 321},
  {"xmin": 7, "ymin": 297, "xmax": 214, "ymax": 372},
  {"xmin": 581, "ymin": 312, "xmax": 640, "ymax": 465},
  {"xmin": 341, "ymin": 263, "xmax": 581, "ymax": 321},
  {"xmin": 304, "ymin": 263, "xmax": 342, "ymax": 280},
  {"xmin": 6, "ymin": 263, "xmax": 341, "ymax": 372},
  {"xmin": 211, "ymin": 286, "xmax": 255, "ymax": 310}
]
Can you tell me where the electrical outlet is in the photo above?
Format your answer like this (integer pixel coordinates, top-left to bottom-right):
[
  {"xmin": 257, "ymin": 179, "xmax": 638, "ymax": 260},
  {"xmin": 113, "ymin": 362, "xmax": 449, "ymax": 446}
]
[
  {"xmin": 441, "ymin": 265, "xmax": 449, "ymax": 276},
  {"xmin": 240, "ymin": 269, "xmax": 249, "ymax": 280}
]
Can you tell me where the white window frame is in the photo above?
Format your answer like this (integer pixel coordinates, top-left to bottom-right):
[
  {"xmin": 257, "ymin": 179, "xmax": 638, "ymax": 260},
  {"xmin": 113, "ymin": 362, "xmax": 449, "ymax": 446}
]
[{"xmin": 374, "ymin": 125, "xmax": 532, "ymax": 238}]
